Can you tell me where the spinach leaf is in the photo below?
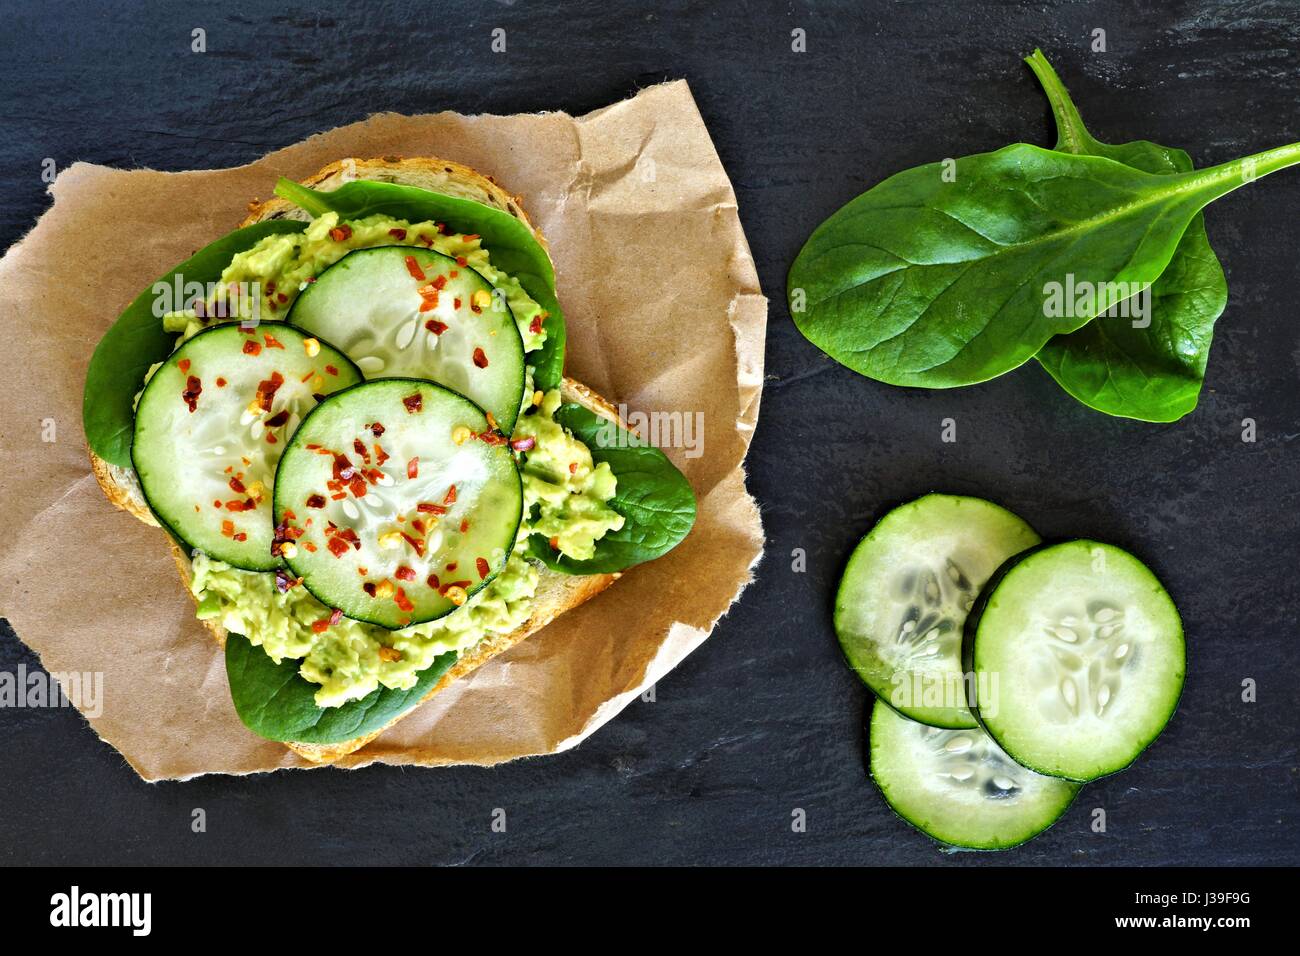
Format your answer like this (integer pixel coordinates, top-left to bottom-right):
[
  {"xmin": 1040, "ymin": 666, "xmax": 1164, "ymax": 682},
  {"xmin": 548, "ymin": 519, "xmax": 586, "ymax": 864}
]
[
  {"xmin": 1026, "ymin": 50, "xmax": 1228, "ymax": 422},
  {"xmin": 225, "ymin": 632, "xmax": 458, "ymax": 744},
  {"xmin": 528, "ymin": 403, "xmax": 696, "ymax": 575},
  {"xmin": 786, "ymin": 96, "xmax": 1300, "ymax": 390},
  {"xmin": 274, "ymin": 179, "xmax": 566, "ymax": 390},
  {"xmin": 83, "ymin": 220, "xmax": 307, "ymax": 467}
]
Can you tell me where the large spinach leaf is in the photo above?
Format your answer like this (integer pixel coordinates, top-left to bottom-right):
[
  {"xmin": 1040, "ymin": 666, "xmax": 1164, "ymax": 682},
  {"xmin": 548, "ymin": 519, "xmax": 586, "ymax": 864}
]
[
  {"xmin": 786, "ymin": 71, "xmax": 1300, "ymax": 392},
  {"xmin": 83, "ymin": 220, "xmax": 307, "ymax": 467},
  {"xmin": 225, "ymin": 632, "xmax": 458, "ymax": 744},
  {"xmin": 1026, "ymin": 50, "xmax": 1228, "ymax": 422},
  {"xmin": 528, "ymin": 403, "xmax": 696, "ymax": 575},
  {"xmin": 274, "ymin": 179, "xmax": 566, "ymax": 390}
]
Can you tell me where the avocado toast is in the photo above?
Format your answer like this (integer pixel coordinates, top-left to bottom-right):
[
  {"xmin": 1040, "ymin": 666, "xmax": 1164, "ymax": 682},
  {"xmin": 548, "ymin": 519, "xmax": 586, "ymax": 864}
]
[{"xmin": 85, "ymin": 157, "xmax": 696, "ymax": 764}]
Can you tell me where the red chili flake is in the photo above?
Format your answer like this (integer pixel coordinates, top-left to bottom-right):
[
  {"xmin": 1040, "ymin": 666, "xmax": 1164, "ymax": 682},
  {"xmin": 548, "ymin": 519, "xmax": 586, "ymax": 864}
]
[
  {"xmin": 406, "ymin": 457, "xmax": 419, "ymax": 480},
  {"xmin": 255, "ymin": 370, "xmax": 285, "ymax": 411},
  {"xmin": 264, "ymin": 333, "xmax": 285, "ymax": 349},
  {"xmin": 326, "ymin": 536, "xmax": 351, "ymax": 558},
  {"xmin": 529, "ymin": 313, "xmax": 545, "ymax": 335},
  {"xmin": 402, "ymin": 393, "xmax": 423, "ymax": 414},
  {"xmin": 324, "ymin": 364, "xmax": 339, "ymax": 376},
  {"xmin": 182, "ymin": 375, "xmax": 202, "ymax": 412},
  {"xmin": 306, "ymin": 493, "xmax": 327, "ymax": 508},
  {"xmin": 417, "ymin": 502, "xmax": 447, "ymax": 515},
  {"xmin": 394, "ymin": 588, "xmax": 414, "ymax": 613},
  {"xmin": 476, "ymin": 557, "xmax": 490, "ymax": 580},
  {"xmin": 242, "ymin": 340, "xmax": 262, "ymax": 356},
  {"xmin": 266, "ymin": 410, "xmax": 290, "ymax": 428},
  {"xmin": 411, "ymin": 518, "xmax": 426, "ymax": 534},
  {"xmin": 349, "ymin": 478, "xmax": 368, "ymax": 498},
  {"xmin": 329, "ymin": 608, "xmax": 344, "ymax": 626},
  {"xmin": 549, "ymin": 536, "xmax": 560, "ymax": 550},
  {"xmin": 418, "ymin": 292, "xmax": 439, "ymax": 313},
  {"xmin": 329, "ymin": 224, "xmax": 353, "ymax": 242},
  {"xmin": 352, "ymin": 438, "xmax": 369, "ymax": 461},
  {"xmin": 305, "ymin": 542, "xmax": 318, "ymax": 553},
  {"xmin": 283, "ymin": 508, "xmax": 297, "ymax": 520},
  {"xmin": 426, "ymin": 573, "xmax": 440, "ymax": 590},
  {"xmin": 225, "ymin": 499, "xmax": 253, "ymax": 511},
  {"xmin": 363, "ymin": 582, "xmax": 377, "ymax": 597},
  {"xmin": 234, "ymin": 532, "xmax": 247, "ymax": 542},
  {"xmin": 395, "ymin": 566, "xmax": 416, "ymax": 582},
  {"xmin": 569, "ymin": 462, "xmax": 578, "ymax": 474},
  {"xmin": 472, "ymin": 347, "xmax": 489, "ymax": 369},
  {"xmin": 274, "ymin": 570, "xmax": 302, "ymax": 594},
  {"xmin": 266, "ymin": 281, "xmax": 276, "ymax": 293},
  {"xmin": 178, "ymin": 358, "xmax": 191, "ymax": 373},
  {"xmin": 229, "ymin": 477, "xmax": 246, "ymax": 493},
  {"xmin": 311, "ymin": 618, "xmax": 330, "ymax": 633},
  {"xmin": 464, "ymin": 234, "xmax": 480, "ymax": 242},
  {"xmin": 446, "ymin": 562, "xmax": 458, "ymax": 572},
  {"xmin": 216, "ymin": 377, "xmax": 227, "ymax": 388},
  {"xmin": 374, "ymin": 443, "xmax": 390, "ymax": 465},
  {"xmin": 388, "ymin": 228, "xmax": 407, "ymax": 240},
  {"xmin": 330, "ymin": 491, "xmax": 347, "ymax": 500},
  {"xmin": 404, "ymin": 255, "xmax": 426, "ymax": 281},
  {"xmin": 369, "ymin": 422, "xmax": 385, "ymax": 437},
  {"xmin": 449, "ymin": 269, "xmax": 458, "ymax": 278},
  {"xmin": 400, "ymin": 532, "xmax": 426, "ymax": 557},
  {"xmin": 478, "ymin": 430, "xmax": 507, "ymax": 446},
  {"xmin": 453, "ymin": 297, "xmax": 462, "ymax": 310},
  {"xmin": 510, "ymin": 436, "xmax": 536, "ymax": 452},
  {"xmin": 424, "ymin": 319, "xmax": 449, "ymax": 335},
  {"xmin": 213, "ymin": 499, "xmax": 222, "ymax": 509},
  {"xmin": 455, "ymin": 256, "xmax": 467, "ymax": 267},
  {"xmin": 332, "ymin": 453, "xmax": 355, "ymax": 481},
  {"xmin": 443, "ymin": 485, "xmax": 457, "ymax": 504},
  {"xmin": 459, "ymin": 519, "xmax": 470, "ymax": 533},
  {"xmin": 221, "ymin": 520, "xmax": 235, "ymax": 537},
  {"xmin": 276, "ymin": 293, "xmax": 288, "ymax": 305}
]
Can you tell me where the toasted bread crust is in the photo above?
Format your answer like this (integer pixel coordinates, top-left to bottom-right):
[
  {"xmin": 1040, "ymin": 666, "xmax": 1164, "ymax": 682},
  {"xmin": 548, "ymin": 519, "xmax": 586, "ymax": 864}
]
[{"xmin": 92, "ymin": 158, "xmax": 626, "ymax": 764}]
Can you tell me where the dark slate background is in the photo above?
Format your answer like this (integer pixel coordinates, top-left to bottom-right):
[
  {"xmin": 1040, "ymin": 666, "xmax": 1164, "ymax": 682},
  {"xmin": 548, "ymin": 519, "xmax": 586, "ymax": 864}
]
[{"xmin": 2, "ymin": 0, "xmax": 1297, "ymax": 866}]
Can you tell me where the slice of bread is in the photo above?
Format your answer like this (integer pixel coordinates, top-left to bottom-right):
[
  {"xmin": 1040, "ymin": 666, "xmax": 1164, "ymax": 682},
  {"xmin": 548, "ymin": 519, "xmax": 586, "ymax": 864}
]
[{"xmin": 90, "ymin": 158, "xmax": 623, "ymax": 763}]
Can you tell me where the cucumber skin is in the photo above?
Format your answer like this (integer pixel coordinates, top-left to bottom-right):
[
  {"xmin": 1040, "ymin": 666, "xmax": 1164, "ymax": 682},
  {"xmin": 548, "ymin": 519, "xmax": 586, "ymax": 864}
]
[
  {"xmin": 865, "ymin": 702, "xmax": 1080, "ymax": 851},
  {"xmin": 962, "ymin": 539, "xmax": 1186, "ymax": 783}
]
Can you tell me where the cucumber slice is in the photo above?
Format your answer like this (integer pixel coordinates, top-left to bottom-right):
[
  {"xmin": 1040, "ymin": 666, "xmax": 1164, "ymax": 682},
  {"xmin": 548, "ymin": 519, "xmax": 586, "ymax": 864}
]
[
  {"xmin": 967, "ymin": 540, "xmax": 1185, "ymax": 782},
  {"xmin": 131, "ymin": 322, "xmax": 362, "ymax": 570},
  {"xmin": 286, "ymin": 247, "xmax": 526, "ymax": 432},
  {"xmin": 869, "ymin": 701, "xmax": 1080, "ymax": 850},
  {"xmin": 272, "ymin": 379, "xmax": 523, "ymax": 628},
  {"xmin": 834, "ymin": 494, "xmax": 1040, "ymax": 728}
]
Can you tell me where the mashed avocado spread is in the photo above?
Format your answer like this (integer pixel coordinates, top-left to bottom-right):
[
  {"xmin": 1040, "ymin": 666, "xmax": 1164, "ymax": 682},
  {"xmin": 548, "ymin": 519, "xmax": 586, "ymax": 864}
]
[{"xmin": 176, "ymin": 212, "xmax": 623, "ymax": 707}]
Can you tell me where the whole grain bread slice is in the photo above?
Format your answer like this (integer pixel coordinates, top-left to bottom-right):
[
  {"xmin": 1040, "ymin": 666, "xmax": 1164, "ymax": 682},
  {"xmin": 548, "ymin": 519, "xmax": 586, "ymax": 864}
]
[{"xmin": 90, "ymin": 158, "xmax": 625, "ymax": 764}]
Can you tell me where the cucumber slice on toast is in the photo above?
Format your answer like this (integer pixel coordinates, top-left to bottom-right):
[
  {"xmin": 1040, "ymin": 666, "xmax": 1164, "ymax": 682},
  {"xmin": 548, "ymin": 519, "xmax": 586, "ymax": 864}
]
[
  {"xmin": 869, "ymin": 701, "xmax": 1080, "ymax": 850},
  {"xmin": 834, "ymin": 494, "xmax": 1040, "ymax": 728},
  {"xmin": 131, "ymin": 322, "xmax": 362, "ymax": 570},
  {"xmin": 966, "ymin": 540, "xmax": 1185, "ymax": 782},
  {"xmin": 273, "ymin": 379, "xmax": 523, "ymax": 629},
  {"xmin": 286, "ymin": 247, "xmax": 526, "ymax": 432}
]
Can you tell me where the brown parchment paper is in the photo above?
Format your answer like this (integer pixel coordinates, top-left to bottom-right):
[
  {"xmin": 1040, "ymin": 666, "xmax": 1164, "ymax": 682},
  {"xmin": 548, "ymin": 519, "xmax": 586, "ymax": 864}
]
[{"xmin": 0, "ymin": 80, "xmax": 766, "ymax": 781}]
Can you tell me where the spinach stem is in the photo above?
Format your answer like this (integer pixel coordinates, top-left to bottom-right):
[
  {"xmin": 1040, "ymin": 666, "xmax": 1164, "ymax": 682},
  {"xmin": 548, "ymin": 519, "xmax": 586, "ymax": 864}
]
[{"xmin": 1024, "ymin": 50, "xmax": 1092, "ymax": 155}]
